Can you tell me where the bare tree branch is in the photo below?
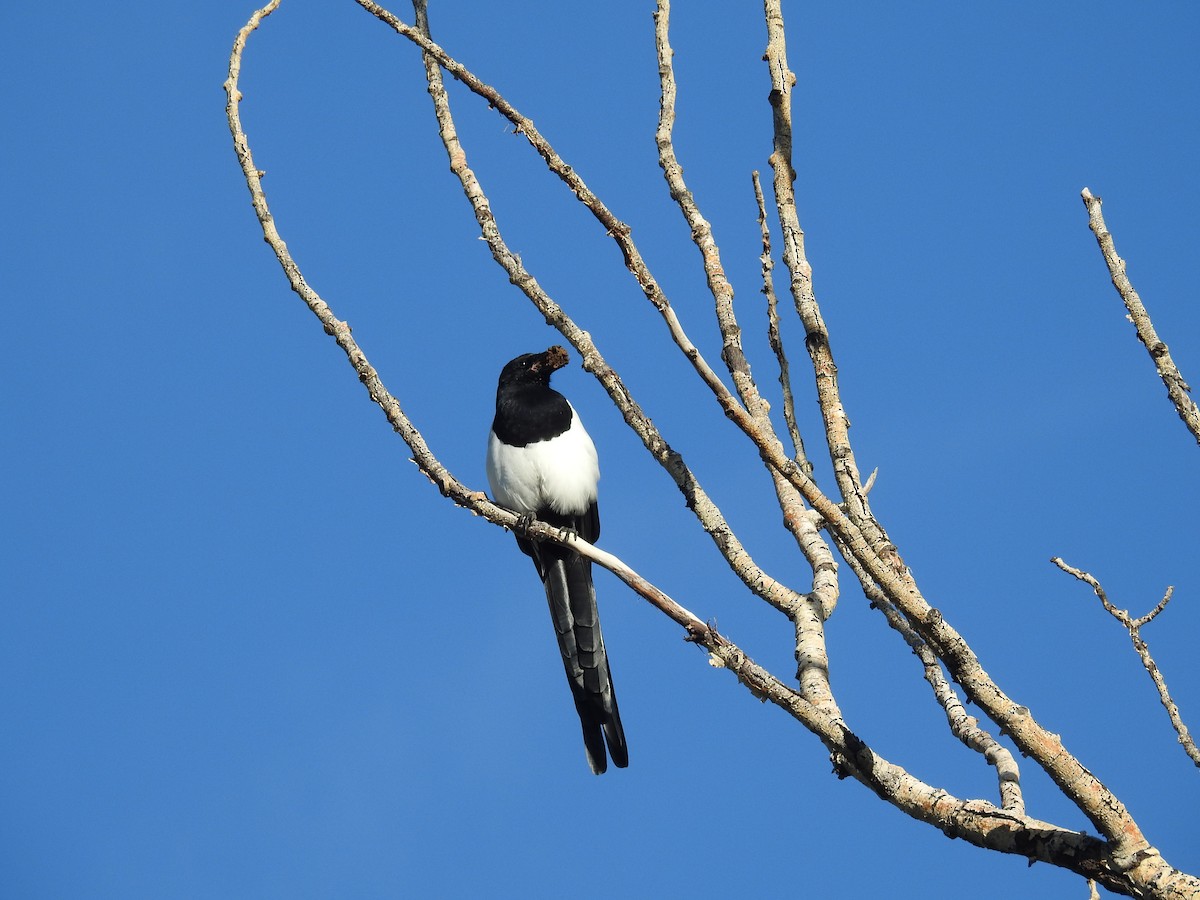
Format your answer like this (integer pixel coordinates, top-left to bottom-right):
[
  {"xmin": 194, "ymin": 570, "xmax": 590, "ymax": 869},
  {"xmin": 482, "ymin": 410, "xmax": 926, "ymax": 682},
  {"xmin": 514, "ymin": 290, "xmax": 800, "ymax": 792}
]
[
  {"xmin": 1052, "ymin": 558, "xmax": 1200, "ymax": 768},
  {"xmin": 347, "ymin": 4, "xmax": 854, "ymax": 622},
  {"xmin": 1081, "ymin": 187, "xmax": 1200, "ymax": 445},
  {"xmin": 224, "ymin": 2, "xmax": 1200, "ymax": 895},
  {"xmin": 225, "ymin": 9, "xmax": 1082, "ymax": 865},
  {"xmin": 347, "ymin": 1, "xmax": 891, "ymax": 663},
  {"xmin": 655, "ymin": 0, "xmax": 769, "ymax": 423}
]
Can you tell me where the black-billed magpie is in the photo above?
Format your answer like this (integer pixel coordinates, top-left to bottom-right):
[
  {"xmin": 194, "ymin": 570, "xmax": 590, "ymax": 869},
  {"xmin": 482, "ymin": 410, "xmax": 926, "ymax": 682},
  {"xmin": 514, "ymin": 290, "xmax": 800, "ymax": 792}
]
[{"xmin": 486, "ymin": 346, "xmax": 628, "ymax": 774}]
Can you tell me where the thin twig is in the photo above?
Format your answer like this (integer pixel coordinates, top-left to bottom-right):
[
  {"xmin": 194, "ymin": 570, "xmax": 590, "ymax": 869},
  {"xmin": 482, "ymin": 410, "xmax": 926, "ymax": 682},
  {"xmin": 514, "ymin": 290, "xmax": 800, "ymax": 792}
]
[
  {"xmin": 1081, "ymin": 188, "xmax": 1200, "ymax": 446},
  {"xmin": 761, "ymin": 2, "xmax": 870, "ymax": 520},
  {"xmin": 1052, "ymin": 558, "xmax": 1200, "ymax": 767},
  {"xmin": 753, "ymin": 170, "xmax": 809, "ymax": 472}
]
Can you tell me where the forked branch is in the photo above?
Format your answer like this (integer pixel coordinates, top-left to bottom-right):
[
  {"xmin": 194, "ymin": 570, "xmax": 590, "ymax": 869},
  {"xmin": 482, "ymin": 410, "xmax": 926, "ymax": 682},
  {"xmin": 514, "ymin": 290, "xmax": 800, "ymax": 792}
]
[{"xmin": 1052, "ymin": 558, "xmax": 1200, "ymax": 768}]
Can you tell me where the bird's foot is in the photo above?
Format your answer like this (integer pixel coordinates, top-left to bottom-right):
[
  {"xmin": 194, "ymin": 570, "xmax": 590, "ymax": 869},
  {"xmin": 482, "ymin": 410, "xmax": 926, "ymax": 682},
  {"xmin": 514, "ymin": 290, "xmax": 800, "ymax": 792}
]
[{"xmin": 515, "ymin": 513, "xmax": 579, "ymax": 547}]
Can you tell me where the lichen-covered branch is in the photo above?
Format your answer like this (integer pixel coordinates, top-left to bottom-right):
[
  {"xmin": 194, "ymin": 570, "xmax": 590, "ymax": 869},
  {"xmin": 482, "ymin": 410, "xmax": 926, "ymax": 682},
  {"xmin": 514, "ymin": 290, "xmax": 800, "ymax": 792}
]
[
  {"xmin": 1052, "ymin": 558, "xmax": 1200, "ymax": 768},
  {"xmin": 1081, "ymin": 188, "xmax": 1200, "ymax": 446}
]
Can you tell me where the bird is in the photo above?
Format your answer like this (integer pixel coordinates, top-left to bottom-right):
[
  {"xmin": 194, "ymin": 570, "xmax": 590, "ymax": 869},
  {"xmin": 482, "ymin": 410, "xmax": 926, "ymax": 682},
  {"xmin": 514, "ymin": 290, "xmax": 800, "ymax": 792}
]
[{"xmin": 486, "ymin": 346, "xmax": 628, "ymax": 774}]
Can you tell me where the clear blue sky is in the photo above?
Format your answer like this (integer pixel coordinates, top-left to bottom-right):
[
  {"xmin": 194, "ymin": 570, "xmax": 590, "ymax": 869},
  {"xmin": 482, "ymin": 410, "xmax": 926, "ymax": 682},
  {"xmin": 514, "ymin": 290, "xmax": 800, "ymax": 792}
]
[{"xmin": 3, "ymin": 2, "xmax": 1198, "ymax": 898}]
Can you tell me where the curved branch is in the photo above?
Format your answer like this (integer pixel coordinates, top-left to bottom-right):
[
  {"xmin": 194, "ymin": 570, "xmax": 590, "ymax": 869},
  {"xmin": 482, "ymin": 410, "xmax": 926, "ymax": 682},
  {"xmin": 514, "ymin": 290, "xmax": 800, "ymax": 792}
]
[
  {"xmin": 1080, "ymin": 188, "xmax": 1200, "ymax": 445},
  {"xmin": 225, "ymin": 5, "xmax": 1039, "ymax": 851}
]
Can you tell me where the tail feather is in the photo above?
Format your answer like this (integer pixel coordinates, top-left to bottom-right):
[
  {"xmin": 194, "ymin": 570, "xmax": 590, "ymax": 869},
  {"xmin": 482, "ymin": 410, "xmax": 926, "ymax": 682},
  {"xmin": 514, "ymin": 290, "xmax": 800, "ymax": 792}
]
[
  {"xmin": 540, "ymin": 547, "xmax": 627, "ymax": 774},
  {"xmin": 600, "ymin": 666, "xmax": 628, "ymax": 769}
]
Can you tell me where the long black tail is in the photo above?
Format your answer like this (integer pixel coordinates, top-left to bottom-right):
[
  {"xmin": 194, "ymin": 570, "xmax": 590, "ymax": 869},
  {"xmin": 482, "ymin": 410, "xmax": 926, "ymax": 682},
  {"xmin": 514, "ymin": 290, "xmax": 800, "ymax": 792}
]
[{"xmin": 541, "ymin": 547, "xmax": 627, "ymax": 774}]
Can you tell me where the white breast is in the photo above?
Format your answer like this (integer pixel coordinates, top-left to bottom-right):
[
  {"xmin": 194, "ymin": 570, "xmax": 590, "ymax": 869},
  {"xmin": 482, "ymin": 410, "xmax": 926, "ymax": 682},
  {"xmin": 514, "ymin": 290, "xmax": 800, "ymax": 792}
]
[{"xmin": 486, "ymin": 404, "xmax": 599, "ymax": 516}]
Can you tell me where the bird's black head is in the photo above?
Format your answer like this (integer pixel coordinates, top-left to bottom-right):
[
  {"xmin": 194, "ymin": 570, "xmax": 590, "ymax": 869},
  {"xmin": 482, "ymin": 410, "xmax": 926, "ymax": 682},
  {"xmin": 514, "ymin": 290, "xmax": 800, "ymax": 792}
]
[
  {"xmin": 492, "ymin": 346, "xmax": 573, "ymax": 444},
  {"xmin": 497, "ymin": 346, "xmax": 570, "ymax": 389}
]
